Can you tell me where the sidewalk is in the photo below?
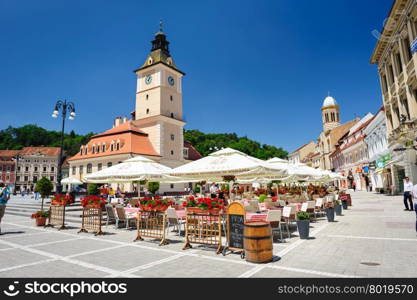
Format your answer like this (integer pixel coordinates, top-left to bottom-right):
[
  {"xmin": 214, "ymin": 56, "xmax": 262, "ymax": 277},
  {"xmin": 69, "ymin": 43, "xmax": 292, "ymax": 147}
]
[{"xmin": 0, "ymin": 191, "xmax": 416, "ymax": 277}]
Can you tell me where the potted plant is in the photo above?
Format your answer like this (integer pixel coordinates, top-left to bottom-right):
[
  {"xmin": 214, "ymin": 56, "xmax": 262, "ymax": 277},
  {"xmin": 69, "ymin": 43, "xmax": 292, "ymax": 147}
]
[
  {"xmin": 146, "ymin": 182, "xmax": 159, "ymax": 196},
  {"xmin": 182, "ymin": 196, "xmax": 225, "ymax": 214},
  {"xmin": 31, "ymin": 210, "xmax": 50, "ymax": 226},
  {"xmin": 87, "ymin": 183, "xmax": 100, "ymax": 196},
  {"xmin": 296, "ymin": 211, "xmax": 310, "ymax": 239},
  {"xmin": 35, "ymin": 177, "xmax": 53, "ymax": 211},
  {"xmin": 138, "ymin": 196, "xmax": 173, "ymax": 212},
  {"xmin": 80, "ymin": 195, "xmax": 107, "ymax": 208},
  {"xmin": 324, "ymin": 202, "xmax": 335, "ymax": 222},
  {"xmin": 258, "ymin": 194, "xmax": 267, "ymax": 203},
  {"xmin": 334, "ymin": 200, "xmax": 342, "ymax": 216},
  {"xmin": 51, "ymin": 194, "xmax": 74, "ymax": 206}
]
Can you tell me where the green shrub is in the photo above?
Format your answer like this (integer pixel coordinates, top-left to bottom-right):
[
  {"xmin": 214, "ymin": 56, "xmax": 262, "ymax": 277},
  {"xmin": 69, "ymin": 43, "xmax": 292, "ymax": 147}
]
[
  {"xmin": 148, "ymin": 182, "xmax": 160, "ymax": 195},
  {"xmin": 258, "ymin": 194, "xmax": 267, "ymax": 203},
  {"xmin": 35, "ymin": 177, "xmax": 53, "ymax": 211},
  {"xmin": 87, "ymin": 184, "xmax": 100, "ymax": 196},
  {"xmin": 296, "ymin": 211, "xmax": 310, "ymax": 220},
  {"xmin": 194, "ymin": 185, "xmax": 201, "ymax": 193}
]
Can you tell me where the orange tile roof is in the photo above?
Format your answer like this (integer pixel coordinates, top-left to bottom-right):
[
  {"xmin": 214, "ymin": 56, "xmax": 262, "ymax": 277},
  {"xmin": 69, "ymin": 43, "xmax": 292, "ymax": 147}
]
[
  {"xmin": 0, "ymin": 150, "xmax": 20, "ymax": 157},
  {"xmin": 68, "ymin": 121, "xmax": 160, "ymax": 161},
  {"xmin": 19, "ymin": 147, "xmax": 61, "ymax": 156},
  {"xmin": 93, "ymin": 121, "xmax": 146, "ymax": 138}
]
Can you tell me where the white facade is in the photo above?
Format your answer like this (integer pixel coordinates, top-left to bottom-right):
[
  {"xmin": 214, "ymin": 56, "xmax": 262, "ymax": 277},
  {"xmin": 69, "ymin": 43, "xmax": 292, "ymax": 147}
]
[{"xmin": 364, "ymin": 108, "xmax": 389, "ymax": 190}]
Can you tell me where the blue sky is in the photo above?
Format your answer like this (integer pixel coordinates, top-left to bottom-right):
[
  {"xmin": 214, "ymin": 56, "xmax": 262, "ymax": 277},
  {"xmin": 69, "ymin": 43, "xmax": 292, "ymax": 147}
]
[{"xmin": 0, "ymin": 0, "xmax": 393, "ymax": 152}]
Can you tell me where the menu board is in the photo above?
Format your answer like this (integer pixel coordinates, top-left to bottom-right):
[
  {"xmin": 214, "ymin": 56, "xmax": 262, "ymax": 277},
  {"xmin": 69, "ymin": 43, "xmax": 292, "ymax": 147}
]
[{"xmin": 228, "ymin": 214, "xmax": 244, "ymax": 249}]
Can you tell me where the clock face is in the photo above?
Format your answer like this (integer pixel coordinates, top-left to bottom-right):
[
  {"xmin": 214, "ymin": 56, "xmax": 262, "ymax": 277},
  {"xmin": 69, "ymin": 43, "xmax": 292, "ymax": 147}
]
[
  {"xmin": 145, "ymin": 75, "xmax": 152, "ymax": 85},
  {"xmin": 168, "ymin": 76, "xmax": 175, "ymax": 86}
]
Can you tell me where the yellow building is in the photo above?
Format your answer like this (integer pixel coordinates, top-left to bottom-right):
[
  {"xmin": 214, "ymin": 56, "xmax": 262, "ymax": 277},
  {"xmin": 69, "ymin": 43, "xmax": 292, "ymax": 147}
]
[
  {"xmin": 296, "ymin": 96, "xmax": 358, "ymax": 170},
  {"xmin": 370, "ymin": 0, "xmax": 417, "ymax": 193}
]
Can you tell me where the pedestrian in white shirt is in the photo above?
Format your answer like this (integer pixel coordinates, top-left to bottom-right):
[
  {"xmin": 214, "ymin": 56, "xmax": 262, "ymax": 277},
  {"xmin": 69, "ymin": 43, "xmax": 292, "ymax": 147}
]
[
  {"xmin": 209, "ymin": 183, "xmax": 218, "ymax": 199},
  {"xmin": 403, "ymin": 177, "xmax": 413, "ymax": 211}
]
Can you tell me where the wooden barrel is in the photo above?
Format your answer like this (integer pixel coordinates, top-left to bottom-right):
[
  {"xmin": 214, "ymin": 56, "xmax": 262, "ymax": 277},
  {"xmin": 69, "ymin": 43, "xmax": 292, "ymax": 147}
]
[{"xmin": 243, "ymin": 222, "xmax": 273, "ymax": 263}]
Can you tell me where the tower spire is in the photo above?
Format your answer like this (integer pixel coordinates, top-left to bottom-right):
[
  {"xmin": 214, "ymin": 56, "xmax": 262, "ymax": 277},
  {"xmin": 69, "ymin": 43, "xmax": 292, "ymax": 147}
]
[{"xmin": 159, "ymin": 19, "xmax": 163, "ymax": 32}]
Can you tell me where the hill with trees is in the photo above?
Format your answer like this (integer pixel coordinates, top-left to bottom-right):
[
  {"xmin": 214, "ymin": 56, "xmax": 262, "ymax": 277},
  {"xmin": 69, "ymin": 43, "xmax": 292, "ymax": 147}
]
[{"xmin": 0, "ymin": 125, "xmax": 288, "ymax": 159}]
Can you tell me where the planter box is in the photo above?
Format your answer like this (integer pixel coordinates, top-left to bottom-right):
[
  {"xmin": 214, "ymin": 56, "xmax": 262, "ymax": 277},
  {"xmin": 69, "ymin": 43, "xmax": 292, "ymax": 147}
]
[
  {"xmin": 186, "ymin": 207, "xmax": 221, "ymax": 215},
  {"xmin": 325, "ymin": 208, "xmax": 335, "ymax": 222},
  {"xmin": 335, "ymin": 204, "xmax": 342, "ymax": 216},
  {"xmin": 296, "ymin": 220, "xmax": 310, "ymax": 239},
  {"xmin": 35, "ymin": 217, "xmax": 47, "ymax": 226}
]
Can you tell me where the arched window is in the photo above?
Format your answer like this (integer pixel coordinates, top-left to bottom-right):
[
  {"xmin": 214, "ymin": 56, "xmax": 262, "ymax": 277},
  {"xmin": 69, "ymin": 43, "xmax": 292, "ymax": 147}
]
[
  {"xmin": 325, "ymin": 113, "xmax": 329, "ymax": 122},
  {"xmin": 102, "ymin": 144, "xmax": 106, "ymax": 152},
  {"xmin": 92, "ymin": 145, "xmax": 95, "ymax": 154},
  {"xmin": 116, "ymin": 142, "xmax": 120, "ymax": 151},
  {"xmin": 87, "ymin": 164, "xmax": 92, "ymax": 173},
  {"xmin": 110, "ymin": 144, "xmax": 114, "ymax": 151}
]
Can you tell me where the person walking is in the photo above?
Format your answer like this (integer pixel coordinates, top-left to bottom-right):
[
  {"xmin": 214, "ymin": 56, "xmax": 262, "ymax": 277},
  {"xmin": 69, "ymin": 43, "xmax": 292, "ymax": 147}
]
[
  {"xmin": 403, "ymin": 177, "xmax": 414, "ymax": 211},
  {"xmin": 352, "ymin": 181, "xmax": 356, "ymax": 192},
  {"xmin": 0, "ymin": 183, "xmax": 11, "ymax": 235}
]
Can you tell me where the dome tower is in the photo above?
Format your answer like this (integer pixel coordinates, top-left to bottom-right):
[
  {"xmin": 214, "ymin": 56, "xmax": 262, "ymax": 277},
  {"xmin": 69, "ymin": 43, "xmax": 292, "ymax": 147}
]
[{"xmin": 321, "ymin": 95, "xmax": 341, "ymax": 131}]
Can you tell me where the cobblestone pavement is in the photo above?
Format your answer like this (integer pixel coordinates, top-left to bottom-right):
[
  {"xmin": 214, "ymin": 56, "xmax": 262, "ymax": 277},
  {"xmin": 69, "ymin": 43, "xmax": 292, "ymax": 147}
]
[{"xmin": 0, "ymin": 191, "xmax": 416, "ymax": 278}]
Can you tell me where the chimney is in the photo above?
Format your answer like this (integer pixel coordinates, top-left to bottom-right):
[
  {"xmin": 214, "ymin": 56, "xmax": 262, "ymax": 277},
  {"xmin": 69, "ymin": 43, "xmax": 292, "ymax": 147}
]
[{"xmin": 114, "ymin": 116, "xmax": 122, "ymax": 128}]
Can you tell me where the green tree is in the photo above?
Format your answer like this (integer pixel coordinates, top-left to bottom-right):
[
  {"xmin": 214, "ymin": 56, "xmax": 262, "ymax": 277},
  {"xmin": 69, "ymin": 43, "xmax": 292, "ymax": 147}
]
[
  {"xmin": 35, "ymin": 177, "xmax": 54, "ymax": 211},
  {"xmin": 87, "ymin": 184, "xmax": 100, "ymax": 196},
  {"xmin": 147, "ymin": 182, "xmax": 160, "ymax": 195}
]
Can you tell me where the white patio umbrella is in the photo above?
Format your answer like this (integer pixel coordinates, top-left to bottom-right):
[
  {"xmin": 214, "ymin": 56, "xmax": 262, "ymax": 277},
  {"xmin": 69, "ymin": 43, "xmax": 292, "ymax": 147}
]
[
  {"xmin": 83, "ymin": 155, "xmax": 173, "ymax": 196},
  {"xmin": 61, "ymin": 177, "xmax": 83, "ymax": 192},
  {"xmin": 169, "ymin": 148, "xmax": 289, "ymax": 182},
  {"xmin": 61, "ymin": 177, "xmax": 83, "ymax": 185},
  {"xmin": 168, "ymin": 148, "xmax": 289, "ymax": 198}
]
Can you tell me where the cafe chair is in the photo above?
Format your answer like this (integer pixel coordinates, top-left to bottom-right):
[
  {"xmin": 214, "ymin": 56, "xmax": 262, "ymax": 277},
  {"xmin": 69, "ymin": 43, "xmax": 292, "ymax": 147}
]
[
  {"xmin": 105, "ymin": 204, "xmax": 117, "ymax": 228},
  {"xmin": 314, "ymin": 198, "xmax": 325, "ymax": 217},
  {"xmin": 266, "ymin": 209, "xmax": 284, "ymax": 242},
  {"xmin": 115, "ymin": 205, "xmax": 136, "ymax": 229},
  {"xmin": 282, "ymin": 206, "xmax": 296, "ymax": 238},
  {"xmin": 166, "ymin": 207, "xmax": 184, "ymax": 236},
  {"xmin": 245, "ymin": 200, "xmax": 260, "ymax": 213}
]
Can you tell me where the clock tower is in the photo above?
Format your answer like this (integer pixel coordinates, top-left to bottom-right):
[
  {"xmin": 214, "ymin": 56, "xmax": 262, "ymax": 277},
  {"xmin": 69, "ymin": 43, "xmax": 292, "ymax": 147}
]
[{"xmin": 133, "ymin": 27, "xmax": 186, "ymax": 167}]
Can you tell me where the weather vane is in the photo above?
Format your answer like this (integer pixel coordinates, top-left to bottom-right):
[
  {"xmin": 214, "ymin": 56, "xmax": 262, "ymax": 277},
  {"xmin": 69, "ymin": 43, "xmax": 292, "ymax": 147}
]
[{"xmin": 159, "ymin": 19, "xmax": 163, "ymax": 31}]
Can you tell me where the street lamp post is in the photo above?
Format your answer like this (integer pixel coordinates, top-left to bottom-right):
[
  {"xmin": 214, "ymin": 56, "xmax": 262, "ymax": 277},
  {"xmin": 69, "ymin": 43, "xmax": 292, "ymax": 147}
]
[{"xmin": 52, "ymin": 100, "xmax": 76, "ymax": 194}]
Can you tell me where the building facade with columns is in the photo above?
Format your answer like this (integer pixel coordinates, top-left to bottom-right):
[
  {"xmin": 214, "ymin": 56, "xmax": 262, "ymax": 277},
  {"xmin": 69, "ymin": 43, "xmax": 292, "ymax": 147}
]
[
  {"xmin": 68, "ymin": 28, "xmax": 202, "ymax": 193},
  {"xmin": 370, "ymin": 0, "xmax": 417, "ymax": 193}
]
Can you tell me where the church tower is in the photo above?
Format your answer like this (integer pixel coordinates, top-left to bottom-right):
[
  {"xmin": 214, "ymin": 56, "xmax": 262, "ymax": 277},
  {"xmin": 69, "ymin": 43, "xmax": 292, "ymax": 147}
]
[
  {"xmin": 133, "ymin": 25, "xmax": 186, "ymax": 167},
  {"xmin": 321, "ymin": 95, "xmax": 341, "ymax": 131}
]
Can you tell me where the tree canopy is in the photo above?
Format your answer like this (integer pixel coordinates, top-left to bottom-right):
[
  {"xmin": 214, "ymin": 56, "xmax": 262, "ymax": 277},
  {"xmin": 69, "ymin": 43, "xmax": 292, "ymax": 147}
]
[
  {"xmin": 184, "ymin": 129, "xmax": 288, "ymax": 159},
  {"xmin": 0, "ymin": 124, "xmax": 94, "ymax": 157},
  {"xmin": 0, "ymin": 125, "xmax": 288, "ymax": 160}
]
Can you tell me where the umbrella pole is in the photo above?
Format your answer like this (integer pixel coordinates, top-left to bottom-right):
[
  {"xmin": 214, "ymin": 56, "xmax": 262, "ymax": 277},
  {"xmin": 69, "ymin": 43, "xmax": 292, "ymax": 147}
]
[{"xmin": 138, "ymin": 182, "xmax": 141, "ymax": 198}]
